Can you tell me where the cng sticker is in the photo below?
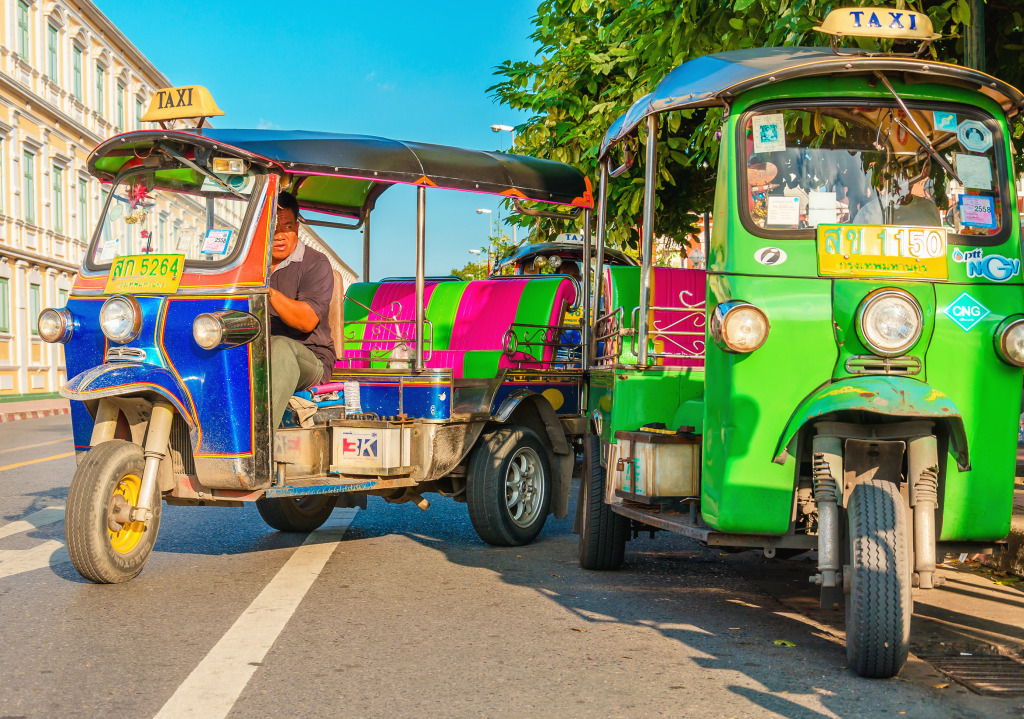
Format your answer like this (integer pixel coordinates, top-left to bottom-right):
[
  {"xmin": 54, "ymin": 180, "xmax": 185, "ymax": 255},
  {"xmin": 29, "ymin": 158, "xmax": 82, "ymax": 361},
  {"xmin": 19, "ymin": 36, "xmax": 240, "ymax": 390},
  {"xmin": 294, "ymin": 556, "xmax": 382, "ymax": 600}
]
[{"xmin": 944, "ymin": 292, "xmax": 989, "ymax": 332}]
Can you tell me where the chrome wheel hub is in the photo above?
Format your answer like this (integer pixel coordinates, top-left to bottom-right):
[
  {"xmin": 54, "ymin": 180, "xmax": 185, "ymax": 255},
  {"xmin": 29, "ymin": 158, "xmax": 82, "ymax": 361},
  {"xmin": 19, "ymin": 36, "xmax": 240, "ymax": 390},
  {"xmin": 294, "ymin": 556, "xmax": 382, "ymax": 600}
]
[{"xmin": 505, "ymin": 447, "xmax": 543, "ymax": 528}]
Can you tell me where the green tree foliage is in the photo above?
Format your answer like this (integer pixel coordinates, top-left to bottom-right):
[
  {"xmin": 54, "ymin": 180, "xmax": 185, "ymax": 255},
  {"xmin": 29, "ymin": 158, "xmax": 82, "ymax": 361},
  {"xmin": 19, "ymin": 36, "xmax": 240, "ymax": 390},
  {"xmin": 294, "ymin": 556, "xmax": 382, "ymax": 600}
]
[
  {"xmin": 491, "ymin": 0, "xmax": 1024, "ymax": 249},
  {"xmin": 451, "ymin": 231, "xmax": 521, "ymax": 279}
]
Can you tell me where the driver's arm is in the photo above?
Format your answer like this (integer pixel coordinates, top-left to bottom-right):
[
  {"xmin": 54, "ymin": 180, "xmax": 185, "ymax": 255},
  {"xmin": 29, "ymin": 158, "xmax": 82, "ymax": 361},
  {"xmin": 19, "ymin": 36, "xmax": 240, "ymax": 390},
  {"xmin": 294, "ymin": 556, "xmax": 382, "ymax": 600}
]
[{"xmin": 268, "ymin": 288, "xmax": 319, "ymax": 333}]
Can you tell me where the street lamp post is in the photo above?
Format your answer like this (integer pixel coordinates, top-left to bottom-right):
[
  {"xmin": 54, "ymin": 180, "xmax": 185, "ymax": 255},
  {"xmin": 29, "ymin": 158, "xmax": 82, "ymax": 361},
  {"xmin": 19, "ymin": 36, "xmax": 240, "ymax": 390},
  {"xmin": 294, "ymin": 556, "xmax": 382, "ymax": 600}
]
[
  {"xmin": 475, "ymin": 208, "xmax": 493, "ymax": 274},
  {"xmin": 468, "ymin": 248, "xmax": 484, "ymax": 280},
  {"xmin": 490, "ymin": 125, "xmax": 518, "ymax": 245}
]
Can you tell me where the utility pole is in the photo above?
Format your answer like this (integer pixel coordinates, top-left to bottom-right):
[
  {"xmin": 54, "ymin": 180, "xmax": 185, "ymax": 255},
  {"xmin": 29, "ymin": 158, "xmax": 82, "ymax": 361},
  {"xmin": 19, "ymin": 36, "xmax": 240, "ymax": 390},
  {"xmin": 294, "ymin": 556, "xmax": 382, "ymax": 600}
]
[{"xmin": 964, "ymin": 0, "xmax": 985, "ymax": 71}]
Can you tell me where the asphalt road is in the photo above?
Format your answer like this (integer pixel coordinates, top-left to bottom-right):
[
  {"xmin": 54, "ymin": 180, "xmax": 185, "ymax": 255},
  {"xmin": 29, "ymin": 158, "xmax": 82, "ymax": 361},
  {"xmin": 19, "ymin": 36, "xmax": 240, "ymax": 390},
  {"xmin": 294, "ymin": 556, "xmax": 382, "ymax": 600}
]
[{"xmin": 1, "ymin": 415, "xmax": 1023, "ymax": 719}]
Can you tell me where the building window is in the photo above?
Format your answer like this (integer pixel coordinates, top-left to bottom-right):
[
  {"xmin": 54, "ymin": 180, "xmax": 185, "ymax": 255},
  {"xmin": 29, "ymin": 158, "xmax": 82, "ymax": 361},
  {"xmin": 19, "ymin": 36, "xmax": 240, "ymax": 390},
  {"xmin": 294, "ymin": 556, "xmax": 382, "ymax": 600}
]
[
  {"xmin": 0, "ymin": 277, "xmax": 8, "ymax": 333},
  {"xmin": 29, "ymin": 283, "xmax": 40, "ymax": 334},
  {"xmin": 47, "ymin": 24, "xmax": 58, "ymax": 81},
  {"xmin": 17, "ymin": 1, "xmax": 29, "ymax": 59},
  {"xmin": 78, "ymin": 178, "xmax": 87, "ymax": 241},
  {"xmin": 72, "ymin": 46, "xmax": 83, "ymax": 101},
  {"xmin": 52, "ymin": 165, "xmax": 63, "ymax": 234},
  {"xmin": 116, "ymin": 84, "xmax": 125, "ymax": 130},
  {"xmin": 95, "ymin": 64, "xmax": 105, "ymax": 116},
  {"xmin": 23, "ymin": 151, "xmax": 35, "ymax": 225},
  {"xmin": 58, "ymin": 288, "xmax": 67, "ymax": 308},
  {"xmin": 135, "ymin": 98, "xmax": 143, "ymax": 128}
]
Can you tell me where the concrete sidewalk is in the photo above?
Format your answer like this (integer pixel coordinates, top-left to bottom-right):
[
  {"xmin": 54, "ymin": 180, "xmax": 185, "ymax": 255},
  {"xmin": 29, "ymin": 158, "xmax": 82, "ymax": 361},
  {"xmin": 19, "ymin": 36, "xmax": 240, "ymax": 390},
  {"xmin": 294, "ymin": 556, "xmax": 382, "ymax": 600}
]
[{"xmin": 0, "ymin": 397, "xmax": 71, "ymax": 423}]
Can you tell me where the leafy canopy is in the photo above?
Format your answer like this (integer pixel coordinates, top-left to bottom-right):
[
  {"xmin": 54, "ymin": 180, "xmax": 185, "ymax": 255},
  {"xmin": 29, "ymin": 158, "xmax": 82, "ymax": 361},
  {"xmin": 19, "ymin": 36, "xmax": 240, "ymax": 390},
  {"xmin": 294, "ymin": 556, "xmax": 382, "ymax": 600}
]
[{"xmin": 491, "ymin": 0, "xmax": 1024, "ymax": 250}]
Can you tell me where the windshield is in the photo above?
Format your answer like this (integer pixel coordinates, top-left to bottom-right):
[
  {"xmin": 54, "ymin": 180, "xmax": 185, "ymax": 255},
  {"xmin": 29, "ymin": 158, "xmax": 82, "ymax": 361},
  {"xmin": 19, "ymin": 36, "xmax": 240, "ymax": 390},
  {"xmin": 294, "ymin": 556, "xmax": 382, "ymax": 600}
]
[
  {"xmin": 87, "ymin": 167, "xmax": 262, "ymax": 267},
  {"xmin": 741, "ymin": 102, "xmax": 1005, "ymax": 242}
]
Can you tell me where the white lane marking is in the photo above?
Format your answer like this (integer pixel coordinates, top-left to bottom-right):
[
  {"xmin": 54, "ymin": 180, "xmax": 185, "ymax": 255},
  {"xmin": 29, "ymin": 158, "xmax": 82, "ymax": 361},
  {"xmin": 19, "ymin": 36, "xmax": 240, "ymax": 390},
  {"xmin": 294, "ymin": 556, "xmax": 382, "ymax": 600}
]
[
  {"xmin": 0, "ymin": 540, "xmax": 68, "ymax": 579},
  {"xmin": 0, "ymin": 506, "xmax": 66, "ymax": 541},
  {"xmin": 153, "ymin": 508, "xmax": 357, "ymax": 719}
]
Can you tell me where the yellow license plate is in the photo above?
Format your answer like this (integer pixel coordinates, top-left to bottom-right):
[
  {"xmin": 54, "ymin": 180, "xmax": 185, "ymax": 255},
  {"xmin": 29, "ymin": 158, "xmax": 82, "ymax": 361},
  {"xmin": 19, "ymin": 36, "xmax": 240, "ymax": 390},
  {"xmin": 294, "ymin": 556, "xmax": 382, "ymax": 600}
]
[
  {"xmin": 817, "ymin": 225, "xmax": 947, "ymax": 280},
  {"xmin": 105, "ymin": 254, "xmax": 185, "ymax": 294}
]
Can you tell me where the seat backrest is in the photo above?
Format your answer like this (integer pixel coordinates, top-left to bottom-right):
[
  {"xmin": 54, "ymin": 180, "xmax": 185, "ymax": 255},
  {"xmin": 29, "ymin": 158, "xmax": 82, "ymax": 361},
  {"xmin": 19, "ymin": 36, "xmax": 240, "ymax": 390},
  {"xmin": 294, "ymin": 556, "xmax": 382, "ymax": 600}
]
[
  {"xmin": 605, "ymin": 266, "xmax": 642, "ymax": 329},
  {"xmin": 650, "ymin": 267, "xmax": 706, "ymax": 368},
  {"xmin": 327, "ymin": 270, "xmax": 345, "ymax": 356}
]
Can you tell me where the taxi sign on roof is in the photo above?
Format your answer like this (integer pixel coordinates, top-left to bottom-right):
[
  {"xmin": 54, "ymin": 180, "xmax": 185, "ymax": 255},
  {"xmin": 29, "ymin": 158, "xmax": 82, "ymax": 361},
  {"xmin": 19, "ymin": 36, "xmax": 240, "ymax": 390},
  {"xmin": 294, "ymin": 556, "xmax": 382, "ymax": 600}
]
[
  {"xmin": 141, "ymin": 85, "xmax": 224, "ymax": 123},
  {"xmin": 814, "ymin": 7, "xmax": 940, "ymax": 42}
]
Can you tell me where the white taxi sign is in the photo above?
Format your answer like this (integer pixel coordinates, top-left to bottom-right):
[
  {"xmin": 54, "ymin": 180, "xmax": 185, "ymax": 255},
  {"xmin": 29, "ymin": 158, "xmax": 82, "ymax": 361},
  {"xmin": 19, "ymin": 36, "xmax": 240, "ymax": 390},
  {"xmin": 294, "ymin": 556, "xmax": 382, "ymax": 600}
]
[{"xmin": 814, "ymin": 7, "xmax": 941, "ymax": 42}]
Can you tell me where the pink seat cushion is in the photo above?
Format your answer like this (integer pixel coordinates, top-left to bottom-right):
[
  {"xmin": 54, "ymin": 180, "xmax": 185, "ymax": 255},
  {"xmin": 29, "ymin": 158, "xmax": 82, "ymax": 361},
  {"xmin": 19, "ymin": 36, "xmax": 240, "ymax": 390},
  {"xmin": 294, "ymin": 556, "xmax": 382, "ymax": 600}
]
[{"xmin": 651, "ymin": 268, "xmax": 706, "ymax": 368}]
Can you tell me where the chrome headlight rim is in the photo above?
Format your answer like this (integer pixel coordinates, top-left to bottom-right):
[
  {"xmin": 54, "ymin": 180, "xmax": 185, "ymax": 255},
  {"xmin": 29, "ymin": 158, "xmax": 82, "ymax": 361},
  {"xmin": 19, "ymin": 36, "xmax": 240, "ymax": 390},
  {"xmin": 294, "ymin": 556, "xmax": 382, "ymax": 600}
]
[
  {"xmin": 193, "ymin": 313, "xmax": 225, "ymax": 350},
  {"xmin": 995, "ymin": 316, "xmax": 1024, "ymax": 367},
  {"xmin": 193, "ymin": 310, "xmax": 261, "ymax": 350},
  {"xmin": 99, "ymin": 295, "xmax": 142, "ymax": 345},
  {"xmin": 37, "ymin": 307, "xmax": 73, "ymax": 344},
  {"xmin": 711, "ymin": 300, "xmax": 770, "ymax": 354},
  {"xmin": 855, "ymin": 288, "xmax": 923, "ymax": 358}
]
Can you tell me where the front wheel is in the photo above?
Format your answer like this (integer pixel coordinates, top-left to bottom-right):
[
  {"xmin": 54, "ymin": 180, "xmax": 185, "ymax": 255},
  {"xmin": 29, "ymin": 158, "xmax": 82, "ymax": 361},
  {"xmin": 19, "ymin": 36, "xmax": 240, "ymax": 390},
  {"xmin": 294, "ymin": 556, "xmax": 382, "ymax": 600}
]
[
  {"xmin": 466, "ymin": 426, "xmax": 552, "ymax": 546},
  {"xmin": 65, "ymin": 440, "xmax": 161, "ymax": 584},
  {"xmin": 578, "ymin": 436, "xmax": 628, "ymax": 570},
  {"xmin": 256, "ymin": 495, "xmax": 337, "ymax": 532},
  {"xmin": 845, "ymin": 479, "xmax": 912, "ymax": 678}
]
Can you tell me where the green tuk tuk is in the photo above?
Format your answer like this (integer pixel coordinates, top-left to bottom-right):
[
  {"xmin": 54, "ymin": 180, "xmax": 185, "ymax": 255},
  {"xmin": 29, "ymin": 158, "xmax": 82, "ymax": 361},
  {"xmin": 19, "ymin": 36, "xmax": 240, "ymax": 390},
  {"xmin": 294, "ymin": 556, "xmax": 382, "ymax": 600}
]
[{"xmin": 576, "ymin": 7, "xmax": 1024, "ymax": 678}]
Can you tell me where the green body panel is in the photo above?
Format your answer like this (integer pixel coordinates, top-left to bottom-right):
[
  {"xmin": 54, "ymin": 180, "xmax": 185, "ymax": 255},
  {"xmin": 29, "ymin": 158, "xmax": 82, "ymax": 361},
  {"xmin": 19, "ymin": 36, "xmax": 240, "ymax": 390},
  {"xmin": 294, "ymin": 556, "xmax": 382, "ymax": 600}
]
[
  {"xmin": 426, "ymin": 281, "xmax": 468, "ymax": 351},
  {"xmin": 774, "ymin": 376, "xmax": 968, "ymax": 468},
  {"xmin": 462, "ymin": 351, "xmax": 503, "ymax": 379},
  {"xmin": 589, "ymin": 367, "xmax": 704, "ymax": 443},
  {"xmin": 691, "ymin": 74, "xmax": 1024, "ymax": 540}
]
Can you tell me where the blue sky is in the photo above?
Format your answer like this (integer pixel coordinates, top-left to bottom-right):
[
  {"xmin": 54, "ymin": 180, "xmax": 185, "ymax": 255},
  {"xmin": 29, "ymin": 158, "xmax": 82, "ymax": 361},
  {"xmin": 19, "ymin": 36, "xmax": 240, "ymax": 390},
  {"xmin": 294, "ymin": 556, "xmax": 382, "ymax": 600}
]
[{"xmin": 95, "ymin": 0, "xmax": 541, "ymax": 278}]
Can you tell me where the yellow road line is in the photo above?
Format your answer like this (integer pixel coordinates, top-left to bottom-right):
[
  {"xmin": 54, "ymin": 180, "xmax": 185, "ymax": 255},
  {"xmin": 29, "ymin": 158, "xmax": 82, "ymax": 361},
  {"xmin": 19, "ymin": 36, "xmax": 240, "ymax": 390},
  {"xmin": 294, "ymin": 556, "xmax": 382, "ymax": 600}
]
[
  {"xmin": 0, "ymin": 452, "xmax": 76, "ymax": 473},
  {"xmin": 0, "ymin": 437, "xmax": 73, "ymax": 456}
]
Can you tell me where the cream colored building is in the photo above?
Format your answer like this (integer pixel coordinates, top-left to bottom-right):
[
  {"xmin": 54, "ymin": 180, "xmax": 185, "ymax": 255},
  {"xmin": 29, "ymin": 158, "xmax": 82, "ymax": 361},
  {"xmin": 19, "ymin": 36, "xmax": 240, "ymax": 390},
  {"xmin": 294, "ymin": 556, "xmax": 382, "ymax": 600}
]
[{"xmin": 0, "ymin": 0, "xmax": 354, "ymax": 402}]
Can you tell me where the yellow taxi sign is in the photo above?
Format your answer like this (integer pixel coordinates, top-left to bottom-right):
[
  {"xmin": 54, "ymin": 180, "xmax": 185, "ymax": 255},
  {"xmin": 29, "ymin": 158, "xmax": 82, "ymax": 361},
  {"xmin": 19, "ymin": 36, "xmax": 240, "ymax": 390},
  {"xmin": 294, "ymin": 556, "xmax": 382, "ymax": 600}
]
[
  {"xmin": 814, "ymin": 7, "xmax": 940, "ymax": 42},
  {"xmin": 141, "ymin": 85, "xmax": 224, "ymax": 123}
]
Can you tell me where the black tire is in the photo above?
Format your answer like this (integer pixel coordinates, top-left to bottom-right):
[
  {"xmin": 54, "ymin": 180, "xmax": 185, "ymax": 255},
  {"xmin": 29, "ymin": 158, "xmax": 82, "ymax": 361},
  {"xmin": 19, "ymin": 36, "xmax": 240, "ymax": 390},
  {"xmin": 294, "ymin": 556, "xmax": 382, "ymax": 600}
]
[
  {"xmin": 256, "ymin": 495, "xmax": 337, "ymax": 532},
  {"xmin": 578, "ymin": 436, "xmax": 628, "ymax": 570},
  {"xmin": 65, "ymin": 440, "xmax": 161, "ymax": 584},
  {"xmin": 466, "ymin": 426, "xmax": 552, "ymax": 546},
  {"xmin": 845, "ymin": 479, "xmax": 912, "ymax": 678}
]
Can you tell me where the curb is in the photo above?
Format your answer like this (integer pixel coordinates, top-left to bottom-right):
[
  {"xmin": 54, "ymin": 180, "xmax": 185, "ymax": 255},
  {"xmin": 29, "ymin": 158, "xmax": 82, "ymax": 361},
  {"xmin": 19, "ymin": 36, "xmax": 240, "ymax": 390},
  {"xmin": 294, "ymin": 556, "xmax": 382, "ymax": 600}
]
[{"xmin": 0, "ymin": 407, "xmax": 71, "ymax": 423}]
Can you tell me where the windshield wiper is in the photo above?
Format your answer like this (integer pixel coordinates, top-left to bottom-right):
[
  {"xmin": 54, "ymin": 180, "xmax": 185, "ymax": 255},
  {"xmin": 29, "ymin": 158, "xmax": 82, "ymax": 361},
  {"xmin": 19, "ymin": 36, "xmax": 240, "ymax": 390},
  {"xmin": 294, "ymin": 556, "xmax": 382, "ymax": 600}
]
[
  {"xmin": 157, "ymin": 143, "xmax": 246, "ymax": 200},
  {"xmin": 873, "ymin": 71, "xmax": 962, "ymax": 186}
]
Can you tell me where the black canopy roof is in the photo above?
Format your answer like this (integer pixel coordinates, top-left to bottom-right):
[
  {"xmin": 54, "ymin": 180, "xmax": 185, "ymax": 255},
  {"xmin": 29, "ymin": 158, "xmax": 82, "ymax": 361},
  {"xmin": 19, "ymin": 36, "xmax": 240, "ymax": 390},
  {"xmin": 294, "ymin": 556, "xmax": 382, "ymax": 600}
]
[
  {"xmin": 90, "ymin": 129, "xmax": 594, "ymax": 218},
  {"xmin": 600, "ymin": 46, "xmax": 1024, "ymax": 158}
]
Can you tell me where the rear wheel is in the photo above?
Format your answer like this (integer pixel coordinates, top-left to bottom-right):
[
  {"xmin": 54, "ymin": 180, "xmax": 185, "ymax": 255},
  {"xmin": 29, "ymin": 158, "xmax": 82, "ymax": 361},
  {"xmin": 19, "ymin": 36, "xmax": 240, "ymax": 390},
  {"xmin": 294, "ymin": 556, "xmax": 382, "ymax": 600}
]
[
  {"xmin": 467, "ymin": 426, "xmax": 552, "ymax": 546},
  {"xmin": 578, "ymin": 436, "xmax": 628, "ymax": 570},
  {"xmin": 845, "ymin": 479, "xmax": 912, "ymax": 678},
  {"xmin": 256, "ymin": 495, "xmax": 336, "ymax": 532},
  {"xmin": 65, "ymin": 440, "xmax": 161, "ymax": 584}
]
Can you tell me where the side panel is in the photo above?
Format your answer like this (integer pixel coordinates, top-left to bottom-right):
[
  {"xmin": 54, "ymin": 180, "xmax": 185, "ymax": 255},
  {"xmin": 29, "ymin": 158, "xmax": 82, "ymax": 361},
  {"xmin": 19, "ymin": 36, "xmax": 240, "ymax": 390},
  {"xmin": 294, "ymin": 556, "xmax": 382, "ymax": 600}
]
[{"xmin": 588, "ymin": 368, "xmax": 704, "ymax": 443}]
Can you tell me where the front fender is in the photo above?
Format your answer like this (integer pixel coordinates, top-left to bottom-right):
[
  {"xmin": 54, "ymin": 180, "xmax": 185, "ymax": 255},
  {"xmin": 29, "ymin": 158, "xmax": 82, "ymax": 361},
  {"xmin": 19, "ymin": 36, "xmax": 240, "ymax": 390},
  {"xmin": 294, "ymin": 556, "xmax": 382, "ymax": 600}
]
[
  {"xmin": 62, "ymin": 362, "xmax": 195, "ymax": 426},
  {"xmin": 774, "ymin": 376, "xmax": 968, "ymax": 471}
]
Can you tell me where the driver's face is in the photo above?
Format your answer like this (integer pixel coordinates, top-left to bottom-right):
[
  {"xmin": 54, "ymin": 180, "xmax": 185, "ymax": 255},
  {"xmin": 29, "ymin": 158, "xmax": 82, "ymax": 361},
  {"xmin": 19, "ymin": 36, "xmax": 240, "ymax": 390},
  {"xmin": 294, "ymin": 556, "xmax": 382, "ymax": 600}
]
[{"xmin": 273, "ymin": 207, "xmax": 299, "ymax": 262}]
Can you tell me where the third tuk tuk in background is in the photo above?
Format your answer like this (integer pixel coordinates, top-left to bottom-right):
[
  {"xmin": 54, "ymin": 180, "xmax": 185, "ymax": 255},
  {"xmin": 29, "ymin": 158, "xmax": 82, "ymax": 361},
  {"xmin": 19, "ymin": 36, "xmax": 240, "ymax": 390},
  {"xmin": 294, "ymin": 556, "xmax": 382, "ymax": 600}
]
[{"xmin": 576, "ymin": 7, "xmax": 1024, "ymax": 678}]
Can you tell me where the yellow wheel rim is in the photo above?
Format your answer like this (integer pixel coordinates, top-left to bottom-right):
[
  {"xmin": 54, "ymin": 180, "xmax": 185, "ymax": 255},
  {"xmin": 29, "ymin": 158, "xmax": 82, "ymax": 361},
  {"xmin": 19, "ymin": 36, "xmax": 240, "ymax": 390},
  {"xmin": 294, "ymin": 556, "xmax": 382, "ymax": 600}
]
[{"xmin": 108, "ymin": 473, "xmax": 146, "ymax": 554}]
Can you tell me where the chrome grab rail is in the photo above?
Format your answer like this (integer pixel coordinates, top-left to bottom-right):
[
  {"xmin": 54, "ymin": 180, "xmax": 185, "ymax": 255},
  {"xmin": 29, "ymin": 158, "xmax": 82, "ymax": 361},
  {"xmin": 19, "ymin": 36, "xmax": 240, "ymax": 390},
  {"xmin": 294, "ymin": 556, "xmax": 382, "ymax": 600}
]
[
  {"xmin": 338, "ymin": 297, "xmax": 434, "ymax": 367},
  {"xmin": 502, "ymin": 322, "xmax": 583, "ymax": 369},
  {"xmin": 594, "ymin": 307, "xmax": 626, "ymax": 365}
]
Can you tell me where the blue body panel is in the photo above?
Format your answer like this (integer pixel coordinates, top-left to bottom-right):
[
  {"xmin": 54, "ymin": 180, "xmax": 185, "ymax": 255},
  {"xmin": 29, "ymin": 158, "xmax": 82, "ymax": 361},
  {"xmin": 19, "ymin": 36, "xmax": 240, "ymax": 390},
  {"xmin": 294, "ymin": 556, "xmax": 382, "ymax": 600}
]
[
  {"xmin": 331, "ymin": 373, "xmax": 453, "ymax": 420},
  {"xmin": 492, "ymin": 378, "xmax": 581, "ymax": 416},
  {"xmin": 63, "ymin": 295, "xmax": 258, "ymax": 458}
]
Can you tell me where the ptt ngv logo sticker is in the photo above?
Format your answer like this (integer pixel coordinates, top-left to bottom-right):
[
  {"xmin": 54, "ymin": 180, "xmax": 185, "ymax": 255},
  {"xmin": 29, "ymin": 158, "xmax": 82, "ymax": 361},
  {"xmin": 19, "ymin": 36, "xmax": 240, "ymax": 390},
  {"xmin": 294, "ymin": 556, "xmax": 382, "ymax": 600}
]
[
  {"xmin": 951, "ymin": 248, "xmax": 1021, "ymax": 282},
  {"xmin": 754, "ymin": 247, "xmax": 787, "ymax": 266}
]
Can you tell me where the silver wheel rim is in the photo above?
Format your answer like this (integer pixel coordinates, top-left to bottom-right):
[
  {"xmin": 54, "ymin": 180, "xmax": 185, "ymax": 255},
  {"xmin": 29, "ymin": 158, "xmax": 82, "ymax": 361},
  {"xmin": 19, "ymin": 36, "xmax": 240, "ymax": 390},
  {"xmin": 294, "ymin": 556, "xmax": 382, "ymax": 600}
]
[{"xmin": 505, "ymin": 447, "xmax": 544, "ymax": 528}]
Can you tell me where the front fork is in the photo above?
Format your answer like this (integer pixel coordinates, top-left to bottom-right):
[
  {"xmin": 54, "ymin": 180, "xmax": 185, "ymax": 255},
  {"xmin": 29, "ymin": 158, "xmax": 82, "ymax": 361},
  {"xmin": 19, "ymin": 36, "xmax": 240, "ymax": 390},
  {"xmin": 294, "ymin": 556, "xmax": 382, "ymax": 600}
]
[
  {"xmin": 809, "ymin": 422, "xmax": 939, "ymax": 598},
  {"xmin": 92, "ymin": 398, "xmax": 175, "ymax": 523}
]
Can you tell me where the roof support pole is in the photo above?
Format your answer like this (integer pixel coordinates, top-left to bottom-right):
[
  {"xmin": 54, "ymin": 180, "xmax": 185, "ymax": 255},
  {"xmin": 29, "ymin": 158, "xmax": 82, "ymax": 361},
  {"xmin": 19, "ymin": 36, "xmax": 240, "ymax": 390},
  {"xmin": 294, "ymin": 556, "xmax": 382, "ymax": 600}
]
[
  {"xmin": 637, "ymin": 114, "xmax": 658, "ymax": 367},
  {"xmin": 581, "ymin": 208, "xmax": 592, "ymax": 372},
  {"xmin": 414, "ymin": 186, "xmax": 426, "ymax": 372},
  {"xmin": 589, "ymin": 161, "xmax": 609, "ymax": 368},
  {"xmin": 362, "ymin": 212, "xmax": 371, "ymax": 282}
]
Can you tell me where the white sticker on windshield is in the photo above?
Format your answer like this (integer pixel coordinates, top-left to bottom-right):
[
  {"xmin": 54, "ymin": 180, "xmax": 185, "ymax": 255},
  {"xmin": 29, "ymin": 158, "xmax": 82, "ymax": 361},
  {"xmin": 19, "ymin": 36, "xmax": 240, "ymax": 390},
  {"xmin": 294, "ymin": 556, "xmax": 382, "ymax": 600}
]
[
  {"xmin": 957, "ymin": 120, "xmax": 993, "ymax": 153},
  {"xmin": 202, "ymin": 228, "xmax": 232, "ymax": 255},
  {"xmin": 766, "ymin": 195, "xmax": 800, "ymax": 226},
  {"xmin": 807, "ymin": 191, "xmax": 838, "ymax": 226},
  {"xmin": 752, "ymin": 114, "xmax": 786, "ymax": 153},
  {"xmin": 99, "ymin": 237, "xmax": 119, "ymax": 262},
  {"xmin": 200, "ymin": 173, "xmax": 254, "ymax": 195},
  {"xmin": 954, "ymin": 154, "xmax": 993, "ymax": 191}
]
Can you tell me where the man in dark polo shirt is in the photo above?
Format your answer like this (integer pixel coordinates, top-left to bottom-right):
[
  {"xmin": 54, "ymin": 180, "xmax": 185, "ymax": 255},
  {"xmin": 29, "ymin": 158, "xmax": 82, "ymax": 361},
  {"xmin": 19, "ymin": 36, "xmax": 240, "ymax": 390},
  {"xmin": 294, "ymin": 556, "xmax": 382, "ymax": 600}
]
[{"xmin": 269, "ymin": 191, "xmax": 336, "ymax": 430}]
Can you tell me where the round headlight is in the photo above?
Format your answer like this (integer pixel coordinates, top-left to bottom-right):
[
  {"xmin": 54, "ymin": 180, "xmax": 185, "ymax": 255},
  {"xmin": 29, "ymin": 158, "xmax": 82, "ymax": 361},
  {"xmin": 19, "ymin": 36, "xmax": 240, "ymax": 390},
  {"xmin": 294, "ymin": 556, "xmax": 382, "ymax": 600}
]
[
  {"xmin": 99, "ymin": 295, "xmax": 141, "ymax": 344},
  {"xmin": 857, "ymin": 289, "xmax": 922, "ymax": 357},
  {"xmin": 38, "ymin": 308, "xmax": 72, "ymax": 343},
  {"xmin": 193, "ymin": 313, "xmax": 224, "ymax": 350},
  {"xmin": 996, "ymin": 317, "xmax": 1024, "ymax": 367},
  {"xmin": 711, "ymin": 301, "xmax": 770, "ymax": 353},
  {"xmin": 547, "ymin": 255, "xmax": 563, "ymax": 269}
]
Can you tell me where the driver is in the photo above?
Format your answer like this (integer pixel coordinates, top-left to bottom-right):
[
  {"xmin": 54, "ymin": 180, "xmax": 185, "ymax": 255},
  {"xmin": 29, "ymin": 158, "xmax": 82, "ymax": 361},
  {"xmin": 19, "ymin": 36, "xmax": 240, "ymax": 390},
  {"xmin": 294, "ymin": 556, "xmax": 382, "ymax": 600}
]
[
  {"xmin": 558, "ymin": 261, "xmax": 582, "ymax": 282},
  {"xmin": 269, "ymin": 191, "xmax": 336, "ymax": 431}
]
